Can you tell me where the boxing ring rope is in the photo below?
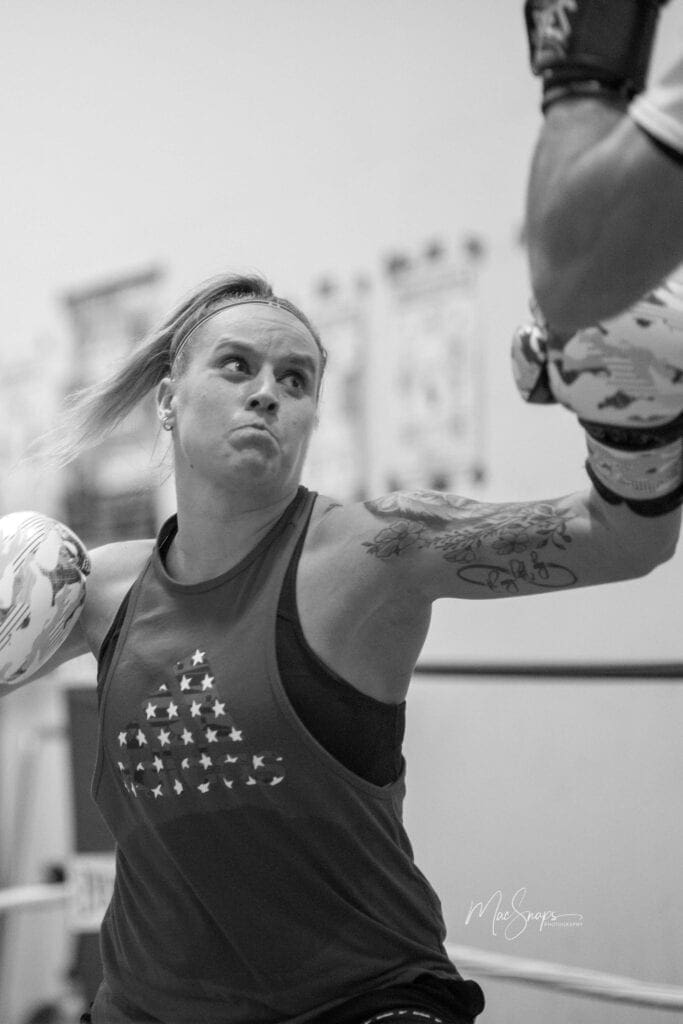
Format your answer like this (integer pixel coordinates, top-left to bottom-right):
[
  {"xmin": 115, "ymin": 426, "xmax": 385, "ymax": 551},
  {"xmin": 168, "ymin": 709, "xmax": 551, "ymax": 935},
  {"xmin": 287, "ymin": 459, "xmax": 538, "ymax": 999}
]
[
  {"xmin": 444, "ymin": 943, "xmax": 683, "ymax": 1012},
  {"xmin": 0, "ymin": 882, "xmax": 71, "ymax": 914},
  {"xmin": 414, "ymin": 661, "xmax": 683, "ymax": 679},
  {"xmin": 1, "ymin": 884, "xmax": 682, "ymax": 1012}
]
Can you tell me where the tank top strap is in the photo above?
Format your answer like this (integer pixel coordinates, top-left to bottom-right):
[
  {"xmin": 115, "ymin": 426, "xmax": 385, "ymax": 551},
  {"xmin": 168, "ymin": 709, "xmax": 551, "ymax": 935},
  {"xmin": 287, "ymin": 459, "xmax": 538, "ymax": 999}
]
[{"xmin": 96, "ymin": 558, "xmax": 153, "ymax": 710}]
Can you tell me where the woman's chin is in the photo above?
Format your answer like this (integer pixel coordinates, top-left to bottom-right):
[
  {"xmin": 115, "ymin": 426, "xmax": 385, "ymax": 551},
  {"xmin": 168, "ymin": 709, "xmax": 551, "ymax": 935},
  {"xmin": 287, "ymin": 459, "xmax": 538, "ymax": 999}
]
[{"xmin": 218, "ymin": 454, "xmax": 292, "ymax": 492}]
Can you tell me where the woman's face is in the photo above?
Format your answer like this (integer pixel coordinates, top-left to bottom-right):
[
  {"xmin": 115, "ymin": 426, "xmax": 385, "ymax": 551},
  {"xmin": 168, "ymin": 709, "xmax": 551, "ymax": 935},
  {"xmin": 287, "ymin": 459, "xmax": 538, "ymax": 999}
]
[{"xmin": 160, "ymin": 303, "xmax": 322, "ymax": 499}]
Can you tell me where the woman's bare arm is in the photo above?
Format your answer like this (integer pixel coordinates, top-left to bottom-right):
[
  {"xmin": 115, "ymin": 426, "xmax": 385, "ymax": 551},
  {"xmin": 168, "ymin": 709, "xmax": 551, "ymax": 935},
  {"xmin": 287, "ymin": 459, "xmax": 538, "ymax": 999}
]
[{"xmin": 354, "ymin": 486, "xmax": 680, "ymax": 602}]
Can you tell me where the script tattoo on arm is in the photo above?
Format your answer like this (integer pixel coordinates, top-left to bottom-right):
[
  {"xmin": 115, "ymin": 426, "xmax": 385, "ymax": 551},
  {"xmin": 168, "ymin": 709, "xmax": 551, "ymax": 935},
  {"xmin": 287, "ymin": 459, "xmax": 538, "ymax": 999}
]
[{"xmin": 362, "ymin": 491, "xmax": 578, "ymax": 594}]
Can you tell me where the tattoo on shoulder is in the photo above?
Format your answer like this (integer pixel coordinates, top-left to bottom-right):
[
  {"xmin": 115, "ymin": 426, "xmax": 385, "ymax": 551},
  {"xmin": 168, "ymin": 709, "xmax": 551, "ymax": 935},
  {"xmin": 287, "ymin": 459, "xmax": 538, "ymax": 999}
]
[{"xmin": 362, "ymin": 490, "xmax": 578, "ymax": 593}]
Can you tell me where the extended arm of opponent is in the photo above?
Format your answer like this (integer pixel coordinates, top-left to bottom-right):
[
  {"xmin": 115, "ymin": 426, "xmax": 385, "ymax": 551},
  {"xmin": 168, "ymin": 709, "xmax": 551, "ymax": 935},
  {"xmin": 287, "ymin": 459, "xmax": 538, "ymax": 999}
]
[
  {"xmin": 526, "ymin": 98, "xmax": 683, "ymax": 330},
  {"xmin": 524, "ymin": 0, "xmax": 683, "ymax": 331}
]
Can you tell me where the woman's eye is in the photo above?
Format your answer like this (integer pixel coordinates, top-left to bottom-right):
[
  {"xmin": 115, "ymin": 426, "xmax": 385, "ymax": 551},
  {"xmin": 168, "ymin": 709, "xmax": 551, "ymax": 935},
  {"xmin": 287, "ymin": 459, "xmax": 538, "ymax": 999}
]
[
  {"xmin": 283, "ymin": 371, "xmax": 306, "ymax": 390},
  {"xmin": 221, "ymin": 356, "xmax": 248, "ymax": 372}
]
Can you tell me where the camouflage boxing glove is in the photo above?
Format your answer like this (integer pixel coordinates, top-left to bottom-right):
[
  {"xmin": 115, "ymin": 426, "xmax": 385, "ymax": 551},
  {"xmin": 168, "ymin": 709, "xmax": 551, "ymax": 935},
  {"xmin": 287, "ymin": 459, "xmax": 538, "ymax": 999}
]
[
  {"xmin": 0, "ymin": 512, "xmax": 90, "ymax": 685},
  {"xmin": 511, "ymin": 270, "xmax": 683, "ymax": 515}
]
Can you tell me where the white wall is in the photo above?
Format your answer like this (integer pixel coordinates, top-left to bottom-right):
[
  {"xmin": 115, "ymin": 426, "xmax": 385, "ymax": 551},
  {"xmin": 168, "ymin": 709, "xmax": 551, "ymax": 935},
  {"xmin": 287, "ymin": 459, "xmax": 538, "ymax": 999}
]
[{"xmin": 403, "ymin": 675, "xmax": 683, "ymax": 1023}]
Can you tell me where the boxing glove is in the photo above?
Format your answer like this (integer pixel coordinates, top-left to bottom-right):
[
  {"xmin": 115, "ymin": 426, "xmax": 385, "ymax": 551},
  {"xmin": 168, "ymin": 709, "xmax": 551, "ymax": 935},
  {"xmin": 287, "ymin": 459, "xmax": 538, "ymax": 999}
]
[
  {"xmin": 525, "ymin": 0, "xmax": 669, "ymax": 111},
  {"xmin": 0, "ymin": 512, "xmax": 90, "ymax": 685},
  {"xmin": 511, "ymin": 271, "xmax": 683, "ymax": 514},
  {"xmin": 510, "ymin": 299, "xmax": 556, "ymax": 404}
]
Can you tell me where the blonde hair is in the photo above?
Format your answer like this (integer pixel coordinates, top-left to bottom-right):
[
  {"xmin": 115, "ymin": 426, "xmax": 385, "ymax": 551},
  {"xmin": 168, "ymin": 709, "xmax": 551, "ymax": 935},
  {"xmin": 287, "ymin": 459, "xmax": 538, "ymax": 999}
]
[{"xmin": 38, "ymin": 272, "xmax": 326, "ymax": 468}]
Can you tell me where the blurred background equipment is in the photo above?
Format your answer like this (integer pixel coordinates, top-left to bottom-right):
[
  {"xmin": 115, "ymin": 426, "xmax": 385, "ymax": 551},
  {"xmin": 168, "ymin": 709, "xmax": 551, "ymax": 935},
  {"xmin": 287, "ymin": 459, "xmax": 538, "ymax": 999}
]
[
  {"xmin": 383, "ymin": 237, "xmax": 487, "ymax": 493},
  {"xmin": 61, "ymin": 266, "xmax": 166, "ymax": 547},
  {"xmin": 304, "ymin": 274, "xmax": 372, "ymax": 500}
]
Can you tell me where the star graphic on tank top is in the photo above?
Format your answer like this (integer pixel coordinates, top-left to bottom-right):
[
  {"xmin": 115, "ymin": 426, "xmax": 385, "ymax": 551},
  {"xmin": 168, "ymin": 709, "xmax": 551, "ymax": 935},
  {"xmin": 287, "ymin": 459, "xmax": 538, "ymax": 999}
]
[
  {"xmin": 181, "ymin": 728, "xmax": 194, "ymax": 746},
  {"xmin": 191, "ymin": 649, "xmax": 206, "ymax": 666},
  {"xmin": 157, "ymin": 728, "xmax": 171, "ymax": 747},
  {"xmin": 145, "ymin": 702, "xmax": 157, "ymax": 720},
  {"xmin": 157, "ymin": 683, "xmax": 168, "ymax": 693},
  {"xmin": 200, "ymin": 674, "xmax": 214, "ymax": 690},
  {"xmin": 245, "ymin": 776, "xmax": 256, "ymax": 786},
  {"xmin": 205, "ymin": 727, "xmax": 218, "ymax": 743},
  {"xmin": 229, "ymin": 727, "xmax": 242, "ymax": 742},
  {"xmin": 199, "ymin": 753, "xmax": 212, "ymax": 770},
  {"xmin": 179, "ymin": 675, "xmax": 192, "ymax": 692},
  {"xmin": 190, "ymin": 700, "xmax": 202, "ymax": 718},
  {"xmin": 136, "ymin": 729, "xmax": 147, "ymax": 746},
  {"xmin": 212, "ymin": 699, "xmax": 226, "ymax": 717},
  {"xmin": 252, "ymin": 755, "xmax": 264, "ymax": 769},
  {"xmin": 181, "ymin": 757, "xmax": 190, "ymax": 769},
  {"xmin": 167, "ymin": 701, "xmax": 179, "ymax": 719},
  {"xmin": 173, "ymin": 779, "xmax": 184, "ymax": 795},
  {"xmin": 136, "ymin": 762, "xmax": 145, "ymax": 773},
  {"xmin": 152, "ymin": 785, "xmax": 163, "ymax": 799},
  {"xmin": 118, "ymin": 731, "xmax": 127, "ymax": 747},
  {"xmin": 222, "ymin": 778, "xmax": 234, "ymax": 789},
  {"xmin": 271, "ymin": 776, "xmax": 284, "ymax": 786},
  {"xmin": 152, "ymin": 755, "xmax": 164, "ymax": 773},
  {"xmin": 198, "ymin": 780, "xmax": 211, "ymax": 794},
  {"xmin": 224, "ymin": 754, "xmax": 238, "ymax": 763},
  {"xmin": 117, "ymin": 762, "xmax": 125, "ymax": 771}
]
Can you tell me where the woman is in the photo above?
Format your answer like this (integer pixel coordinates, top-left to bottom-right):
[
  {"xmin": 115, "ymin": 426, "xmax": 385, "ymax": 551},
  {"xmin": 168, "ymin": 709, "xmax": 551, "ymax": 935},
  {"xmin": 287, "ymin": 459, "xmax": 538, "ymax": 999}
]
[{"xmin": 7, "ymin": 271, "xmax": 680, "ymax": 1023}]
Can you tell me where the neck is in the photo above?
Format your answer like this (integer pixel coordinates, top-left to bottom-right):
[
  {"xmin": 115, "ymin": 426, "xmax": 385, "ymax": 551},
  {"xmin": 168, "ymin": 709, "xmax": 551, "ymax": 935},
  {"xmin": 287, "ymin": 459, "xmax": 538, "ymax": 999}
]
[{"xmin": 166, "ymin": 483, "xmax": 300, "ymax": 584}]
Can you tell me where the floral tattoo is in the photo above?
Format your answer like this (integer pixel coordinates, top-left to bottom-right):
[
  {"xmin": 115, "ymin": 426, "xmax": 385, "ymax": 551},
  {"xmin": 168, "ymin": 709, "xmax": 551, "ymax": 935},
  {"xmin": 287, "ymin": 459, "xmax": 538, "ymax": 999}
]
[{"xmin": 362, "ymin": 491, "xmax": 578, "ymax": 593}]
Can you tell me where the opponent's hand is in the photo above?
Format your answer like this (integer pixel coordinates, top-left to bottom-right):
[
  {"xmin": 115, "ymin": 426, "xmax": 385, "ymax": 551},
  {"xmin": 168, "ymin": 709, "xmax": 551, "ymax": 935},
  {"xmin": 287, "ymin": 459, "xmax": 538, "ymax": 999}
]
[
  {"xmin": 524, "ymin": 0, "xmax": 669, "ymax": 111},
  {"xmin": 0, "ymin": 512, "xmax": 90, "ymax": 685},
  {"xmin": 511, "ymin": 272, "xmax": 683, "ymax": 515}
]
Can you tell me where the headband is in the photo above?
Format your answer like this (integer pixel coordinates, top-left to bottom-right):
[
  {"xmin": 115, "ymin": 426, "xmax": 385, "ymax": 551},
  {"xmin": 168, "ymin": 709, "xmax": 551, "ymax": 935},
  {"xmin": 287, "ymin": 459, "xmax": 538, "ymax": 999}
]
[{"xmin": 170, "ymin": 297, "xmax": 319, "ymax": 371}]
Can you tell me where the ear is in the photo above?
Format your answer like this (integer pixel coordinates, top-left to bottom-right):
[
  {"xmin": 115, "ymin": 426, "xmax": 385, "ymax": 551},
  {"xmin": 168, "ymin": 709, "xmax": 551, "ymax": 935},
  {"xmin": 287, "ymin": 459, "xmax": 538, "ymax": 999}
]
[{"xmin": 156, "ymin": 377, "xmax": 176, "ymax": 429}]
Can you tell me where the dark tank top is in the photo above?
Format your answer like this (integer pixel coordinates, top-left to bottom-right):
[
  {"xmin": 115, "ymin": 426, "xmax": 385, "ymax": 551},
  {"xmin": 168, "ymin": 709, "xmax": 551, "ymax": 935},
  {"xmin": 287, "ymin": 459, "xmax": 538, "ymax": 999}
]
[
  {"xmin": 98, "ymin": 501, "xmax": 405, "ymax": 788},
  {"xmin": 92, "ymin": 488, "xmax": 484, "ymax": 1024}
]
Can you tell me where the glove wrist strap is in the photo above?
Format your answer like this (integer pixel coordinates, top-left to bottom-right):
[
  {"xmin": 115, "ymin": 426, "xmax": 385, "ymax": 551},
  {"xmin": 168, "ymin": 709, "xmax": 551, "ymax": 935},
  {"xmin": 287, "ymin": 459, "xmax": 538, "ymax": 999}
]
[
  {"xmin": 586, "ymin": 460, "xmax": 683, "ymax": 517},
  {"xmin": 584, "ymin": 430, "xmax": 683, "ymax": 506},
  {"xmin": 542, "ymin": 80, "xmax": 629, "ymax": 113}
]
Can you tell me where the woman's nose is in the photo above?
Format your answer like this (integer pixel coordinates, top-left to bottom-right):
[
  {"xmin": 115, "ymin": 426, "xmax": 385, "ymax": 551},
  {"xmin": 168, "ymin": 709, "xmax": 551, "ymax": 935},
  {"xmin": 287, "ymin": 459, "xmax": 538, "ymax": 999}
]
[{"xmin": 246, "ymin": 373, "xmax": 279, "ymax": 412}]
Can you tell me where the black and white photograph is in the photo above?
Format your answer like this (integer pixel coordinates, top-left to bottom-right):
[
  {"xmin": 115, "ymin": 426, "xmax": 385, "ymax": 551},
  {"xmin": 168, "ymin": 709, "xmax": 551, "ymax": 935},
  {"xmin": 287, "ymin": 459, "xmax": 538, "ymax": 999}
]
[{"xmin": 1, "ymin": 2, "xmax": 682, "ymax": 1022}]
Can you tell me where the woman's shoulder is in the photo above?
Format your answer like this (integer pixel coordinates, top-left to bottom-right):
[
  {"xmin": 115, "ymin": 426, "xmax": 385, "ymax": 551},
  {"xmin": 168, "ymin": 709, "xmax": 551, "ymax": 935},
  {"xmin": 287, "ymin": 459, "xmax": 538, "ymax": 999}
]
[
  {"xmin": 307, "ymin": 491, "xmax": 390, "ymax": 547},
  {"xmin": 305, "ymin": 492, "xmax": 392, "ymax": 580}
]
